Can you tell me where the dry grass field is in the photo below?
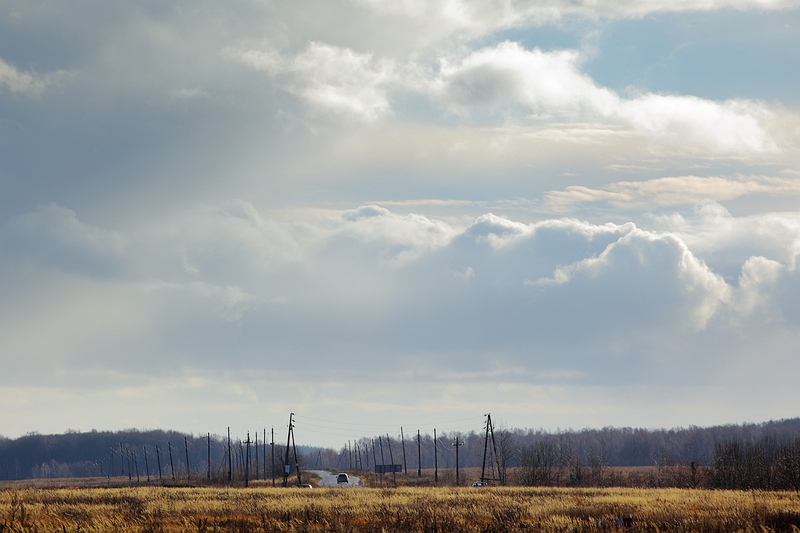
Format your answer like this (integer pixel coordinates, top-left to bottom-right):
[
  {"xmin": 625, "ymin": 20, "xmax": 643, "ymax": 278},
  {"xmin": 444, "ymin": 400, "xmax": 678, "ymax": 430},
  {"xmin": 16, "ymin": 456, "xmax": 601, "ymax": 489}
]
[{"xmin": 3, "ymin": 483, "xmax": 800, "ymax": 532}]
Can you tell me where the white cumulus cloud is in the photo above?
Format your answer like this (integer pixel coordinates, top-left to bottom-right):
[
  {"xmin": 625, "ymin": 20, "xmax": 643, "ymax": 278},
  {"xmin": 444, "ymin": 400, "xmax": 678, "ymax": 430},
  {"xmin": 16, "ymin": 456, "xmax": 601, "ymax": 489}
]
[
  {"xmin": 435, "ymin": 42, "xmax": 774, "ymax": 154},
  {"xmin": 230, "ymin": 42, "xmax": 398, "ymax": 122}
]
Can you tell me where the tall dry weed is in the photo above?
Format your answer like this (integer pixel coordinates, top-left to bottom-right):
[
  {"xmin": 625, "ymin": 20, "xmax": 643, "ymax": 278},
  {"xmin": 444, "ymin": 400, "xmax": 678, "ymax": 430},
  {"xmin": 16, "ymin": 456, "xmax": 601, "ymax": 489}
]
[{"xmin": 2, "ymin": 484, "xmax": 800, "ymax": 531}]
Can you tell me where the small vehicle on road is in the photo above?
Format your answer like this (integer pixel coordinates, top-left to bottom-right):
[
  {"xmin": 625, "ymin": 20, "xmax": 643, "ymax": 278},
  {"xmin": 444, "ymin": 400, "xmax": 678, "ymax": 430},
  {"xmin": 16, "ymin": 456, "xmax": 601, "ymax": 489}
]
[
  {"xmin": 471, "ymin": 481, "xmax": 488, "ymax": 487},
  {"xmin": 337, "ymin": 473, "xmax": 349, "ymax": 484}
]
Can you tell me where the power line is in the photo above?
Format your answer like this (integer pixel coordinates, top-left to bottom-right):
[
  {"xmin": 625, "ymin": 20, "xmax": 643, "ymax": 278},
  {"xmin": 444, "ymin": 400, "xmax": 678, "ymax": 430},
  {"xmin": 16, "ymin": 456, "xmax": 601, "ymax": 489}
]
[{"xmin": 294, "ymin": 414, "xmax": 483, "ymax": 429}]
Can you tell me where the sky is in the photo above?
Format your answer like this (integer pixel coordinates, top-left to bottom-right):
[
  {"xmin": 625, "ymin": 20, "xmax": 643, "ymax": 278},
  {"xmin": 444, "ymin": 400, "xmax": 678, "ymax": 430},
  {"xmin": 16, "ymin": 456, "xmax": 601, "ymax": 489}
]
[{"xmin": 1, "ymin": 0, "xmax": 800, "ymax": 449}]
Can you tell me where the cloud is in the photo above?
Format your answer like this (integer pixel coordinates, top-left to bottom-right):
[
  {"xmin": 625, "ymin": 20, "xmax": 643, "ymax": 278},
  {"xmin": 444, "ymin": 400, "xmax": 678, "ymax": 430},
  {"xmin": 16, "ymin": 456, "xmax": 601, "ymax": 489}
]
[
  {"xmin": 1, "ymin": 0, "xmax": 799, "ymax": 440},
  {"xmin": 0, "ymin": 57, "xmax": 71, "ymax": 97},
  {"xmin": 435, "ymin": 42, "xmax": 774, "ymax": 154},
  {"xmin": 543, "ymin": 175, "xmax": 800, "ymax": 213},
  {"xmin": 230, "ymin": 37, "xmax": 779, "ymax": 157},
  {"xmin": 535, "ymin": 227, "xmax": 731, "ymax": 331},
  {"xmin": 659, "ymin": 203, "xmax": 800, "ymax": 282},
  {"xmin": 7, "ymin": 203, "xmax": 794, "ymax": 375},
  {"xmin": 338, "ymin": 205, "xmax": 457, "ymax": 262},
  {"xmin": 619, "ymin": 94, "xmax": 773, "ymax": 152},
  {"xmin": 436, "ymin": 43, "xmax": 617, "ymax": 116},
  {"xmin": 4, "ymin": 200, "xmax": 800, "ymax": 438},
  {"xmin": 353, "ymin": 0, "xmax": 799, "ymax": 43},
  {"xmin": 229, "ymin": 42, "xmax": 399, "ymax": 122},
  {"xmin": 2, "ymin": 204, "xmax": 125, "ymax": 276}
]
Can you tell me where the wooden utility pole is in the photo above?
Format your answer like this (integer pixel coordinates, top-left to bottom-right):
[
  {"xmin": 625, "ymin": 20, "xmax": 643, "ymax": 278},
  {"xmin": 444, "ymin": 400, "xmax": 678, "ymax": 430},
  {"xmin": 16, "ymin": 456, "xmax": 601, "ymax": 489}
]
[
  {"xmin": 263, "ymin": 428, "xmax": 267, "ymax": 481},
  {"xmin": 168, "ymin": 442, "xmax": 175, "ymax": 481},
  {"xmin": 434, "ymin": 429, "xmax": 438, "ymax": 483},
  {"xmin": 417, "ymin": 430, "xmax": 422, "ymax": 477},
  {"xmin": 143, "ymin": 446, "xmax": 150, "ymax": 482},
  {"xmin": 452, "ymin": 435, "xmax": 464, "ymax": 486},
  {"xmin": 184, "ymin": 437, "xmax": 190, "ymax": 483},
  {"xmin": 378, "ymin": 437, "xmax": 385, "ymax": 486},
  {"xmin": 254, "ymin": 431, "xmax": 259, "ymax": 482},
  {"xmin": 227, "ymin": 427, "xmax": 232, "ymax": 482},
  {"xmin": 270, "ymin": 427, "xmax": 275, "ymax": 487},
  {"xmin": 401, "ymin": 428, "xmax": 408, "ymax": 475},
  {"xmin": 386, "ymin": 434, "xmax": 397, "ymax": 484},
  {"xmin": 207, "ymin": 433, "xmax": 211, "ymax": 480},
  {"xmin": 156, "ymin": 445, "xmax": 162, "ymax": 479},
  {"xmin": 245, "ymin": 432, "xmax": 251, "ymax": 487}
]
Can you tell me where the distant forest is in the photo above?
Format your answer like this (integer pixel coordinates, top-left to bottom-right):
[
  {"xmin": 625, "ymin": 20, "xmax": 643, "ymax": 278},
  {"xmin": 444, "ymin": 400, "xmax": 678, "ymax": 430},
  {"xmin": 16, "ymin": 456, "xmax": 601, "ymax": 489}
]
[
  {"xmin": 2, "ymin": 419, "xmax": 800, "ymax": 487},
  {"xmin": 0, "ymin": 428, "xmax": 320, "ymax": 483}
]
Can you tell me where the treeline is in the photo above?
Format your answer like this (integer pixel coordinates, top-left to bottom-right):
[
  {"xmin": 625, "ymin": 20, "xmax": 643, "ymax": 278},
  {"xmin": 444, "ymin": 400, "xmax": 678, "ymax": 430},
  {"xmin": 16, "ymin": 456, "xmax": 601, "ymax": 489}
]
[
  {"xmin": 0, "ymin": 429, "xmax": 332, "ymax": 482},
  {"xmin": 348, "ymin": 419, "xmax": 800, "ymax": 477},
  {"xmin": 710, "ymin": 435, "xmax": 800, "ymax": 490},
  {"xmin": 5, "ymin": 418, "xmax": 800, "ymax": 485}
]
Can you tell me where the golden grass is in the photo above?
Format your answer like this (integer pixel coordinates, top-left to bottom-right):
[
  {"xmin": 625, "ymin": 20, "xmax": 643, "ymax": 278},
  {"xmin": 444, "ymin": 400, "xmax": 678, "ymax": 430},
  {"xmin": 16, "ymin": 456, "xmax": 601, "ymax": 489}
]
[{"xmin": 2, "ymin": 485, "xmax": 800, "ymax": 532}]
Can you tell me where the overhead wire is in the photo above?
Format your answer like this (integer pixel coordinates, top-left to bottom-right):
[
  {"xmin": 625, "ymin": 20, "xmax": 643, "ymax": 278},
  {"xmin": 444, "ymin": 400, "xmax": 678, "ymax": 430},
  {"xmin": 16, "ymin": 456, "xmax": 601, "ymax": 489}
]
[
  {"xmin": 288, "ymin": 413, "xmax": 487, "ymax": 449},
  {"xmin": 294, "ymin": 414, "xmax": 483, "ymax": 430}
]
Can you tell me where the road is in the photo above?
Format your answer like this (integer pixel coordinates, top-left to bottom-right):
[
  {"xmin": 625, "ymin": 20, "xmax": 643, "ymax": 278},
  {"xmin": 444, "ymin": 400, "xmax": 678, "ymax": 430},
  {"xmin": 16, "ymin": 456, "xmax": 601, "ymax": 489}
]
[{"xmin": 310, "ymin": 470, "xmax": 363, "ymax": 488}]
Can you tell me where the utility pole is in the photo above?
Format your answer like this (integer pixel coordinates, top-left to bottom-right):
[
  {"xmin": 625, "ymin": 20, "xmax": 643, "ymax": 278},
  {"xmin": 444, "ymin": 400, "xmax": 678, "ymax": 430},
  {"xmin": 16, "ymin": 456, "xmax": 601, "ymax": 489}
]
[
  {"xmin": 143, "ymin": 446, "xmax": 150, "ymax": 482},
  {"xmin": 284, "ymin": 416, "xmax": 292, "ymax": 487},
  {"xmin": 401, "ymin": 427, "xmax": 408, "ymax": 475},
  {"xmin": 227, "ymin": 428, "xmax": 232, "ymax": 482},
  {"xmin": 452, "ymin": 435, "xmax": 464, "ymax": 486},
  {"xmin": 378, "ymin": 437, "xmax": 385, "ymax": 486},
  {"xmin": 156, "ymin": 445, "xmax": 162, "ymax": 480},
  {"xmin": 480, "ymin": 413, "xmax": 503, "ymax": 485},
  {"xmin": 184, "ymin": 437, "xmax": 190, "ymax": 483},
  {"xmin": 386, "ymin": 434, "xmax": 396, "ymax": 485},
  {"xmin": 481, "ymin": 414, "xmax": 490, "ymax": 483},
  {"xmin": 245, "ymin": 432, "xmax": 251, "ymax": 487},
  {"xmin": 126, "ymin": 447, "xmax": 132, "ymax": 481},
  {"xmin": 254, "ymin": 431, "xmax": 259, "ymax": 482},
  {"xmin": 434, "ymin": 429, "xmax": 438, "ymax": 483},
  {"xmin": 417, "ymin": 430, "xmax": 422, "ymax": 477},
  {"xmin": 168, "ymin": 442, "xmax": 175, "ymax": 481},
  {"xmin": 207, "ymin": 433, "xmax": 211, "ymax": 480},
  {"xmin": 283, "ymin": 413, "xmax": 302, "ymax": 486},
  {"xmin": 271, "ymin": 427, "xmax": 275, "ymax": 487}
]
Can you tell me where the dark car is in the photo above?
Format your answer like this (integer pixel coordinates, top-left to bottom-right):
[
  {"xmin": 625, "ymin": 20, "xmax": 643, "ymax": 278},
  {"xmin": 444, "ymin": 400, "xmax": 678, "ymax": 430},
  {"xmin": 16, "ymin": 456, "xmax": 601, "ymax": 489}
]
[{"xmin": 337, "ymin": 473, "xmax": 349, "ymax": 484}]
